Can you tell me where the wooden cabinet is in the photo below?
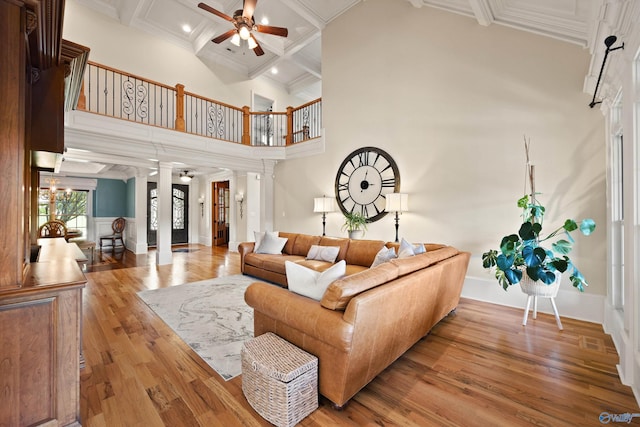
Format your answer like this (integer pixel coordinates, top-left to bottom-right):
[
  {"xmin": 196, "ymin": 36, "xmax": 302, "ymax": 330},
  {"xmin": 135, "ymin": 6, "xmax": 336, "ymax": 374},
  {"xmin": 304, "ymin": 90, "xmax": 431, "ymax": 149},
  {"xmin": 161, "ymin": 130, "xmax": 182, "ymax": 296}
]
[
  {"xmin": 0, "ymin": 1, "xmax": 87, "ymax": 425},
  {"xmin": 0, "ymin": 261, "xmax": 85, "ymax": 426}
]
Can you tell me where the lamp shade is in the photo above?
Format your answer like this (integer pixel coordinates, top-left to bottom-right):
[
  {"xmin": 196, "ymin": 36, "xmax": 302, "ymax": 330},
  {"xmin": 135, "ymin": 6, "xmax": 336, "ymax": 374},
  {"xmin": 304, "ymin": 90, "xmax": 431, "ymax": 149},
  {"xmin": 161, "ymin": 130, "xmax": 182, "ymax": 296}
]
[
  {"xmin": 313, "ymin": 196, "xmax": 335, "ymax": 213},
  {"xmin": 385, "ymin": 193, "xmax": 409, "ymax": 212}
]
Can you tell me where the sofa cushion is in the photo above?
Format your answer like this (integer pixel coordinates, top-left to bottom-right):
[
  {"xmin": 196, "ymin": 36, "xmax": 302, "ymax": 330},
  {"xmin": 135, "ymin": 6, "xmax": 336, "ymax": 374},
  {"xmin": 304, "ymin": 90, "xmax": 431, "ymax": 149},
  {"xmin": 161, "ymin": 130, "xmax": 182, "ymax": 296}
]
[
  {"xmin": 306, "ymin": 245, "xmax": 340, "ymax": 263},
  {"xmin": 344, "ymin": 239, "xmax": 386, "ymax": 267},
  {"xmin": 245, "ymin": 253, "xmax": 304, "ymax": 274},
  {"xmin": 295, "ymin": 259, "xmax": 336, "ymax": 272},
  {"xmin": 390, "ymin": 246, "xmax": 459, "ymax": 276},
  {"xmin": 321, "ymin": 262, "xmax": 399, "ymax": 310},
  {"xmin": 318, "ymin": 237, "xmax": 350, "ymax": 262},
  {"xmin": 344, "ymin": 264, "xmax": 369, "ymax": 276},
  {"xmin": 292, "ymin": 234, "xmax": 321, "ymax": 256},
  {"xmin": 278, "ymin": 232, "xmax": 298, "ymax": 255},
  {"xmin": 286, "ymin": 260, "xmax": 346, "ymax": 301}
]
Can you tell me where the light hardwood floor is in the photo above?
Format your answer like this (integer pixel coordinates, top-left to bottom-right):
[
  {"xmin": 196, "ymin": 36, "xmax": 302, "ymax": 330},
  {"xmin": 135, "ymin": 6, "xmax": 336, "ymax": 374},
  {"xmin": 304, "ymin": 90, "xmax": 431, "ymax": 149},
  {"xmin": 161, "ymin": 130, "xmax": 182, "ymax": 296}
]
[{"xmin": 80, "ymin": 245, "xmax": 639, "ymax": 426}]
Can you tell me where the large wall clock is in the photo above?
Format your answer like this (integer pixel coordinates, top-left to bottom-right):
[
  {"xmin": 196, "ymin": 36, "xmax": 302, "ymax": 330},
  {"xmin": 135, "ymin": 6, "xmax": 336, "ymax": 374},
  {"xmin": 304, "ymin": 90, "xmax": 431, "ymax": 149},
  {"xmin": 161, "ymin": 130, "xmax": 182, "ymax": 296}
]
[{"xmin": 334, "ymin": 146, "xmax": 401, "ymax": 222}]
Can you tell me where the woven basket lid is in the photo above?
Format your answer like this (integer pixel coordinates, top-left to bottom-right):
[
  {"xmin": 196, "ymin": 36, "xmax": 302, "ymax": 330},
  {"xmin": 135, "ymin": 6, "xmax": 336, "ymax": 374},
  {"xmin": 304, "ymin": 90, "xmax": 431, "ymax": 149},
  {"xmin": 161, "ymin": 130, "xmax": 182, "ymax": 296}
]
[{"xmin": 243, "ymin": 332, "xmax": 318, "ymax": 382}]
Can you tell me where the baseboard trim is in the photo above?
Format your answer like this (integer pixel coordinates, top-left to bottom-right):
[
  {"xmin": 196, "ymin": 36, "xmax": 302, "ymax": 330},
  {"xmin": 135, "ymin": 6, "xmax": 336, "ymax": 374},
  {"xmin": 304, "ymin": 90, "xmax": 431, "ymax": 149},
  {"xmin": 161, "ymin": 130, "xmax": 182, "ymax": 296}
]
[{"xmin": 462, "ymin": 276, "xmax": 604, "ymax": 324}]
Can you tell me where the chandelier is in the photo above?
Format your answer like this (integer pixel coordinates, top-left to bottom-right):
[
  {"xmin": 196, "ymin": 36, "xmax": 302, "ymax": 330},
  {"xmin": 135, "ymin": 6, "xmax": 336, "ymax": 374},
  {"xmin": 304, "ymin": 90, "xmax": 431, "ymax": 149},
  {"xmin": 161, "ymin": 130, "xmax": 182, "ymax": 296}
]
[{"xmin": 41, "ymin": 176, "xmax": 72, "ymax": 220}]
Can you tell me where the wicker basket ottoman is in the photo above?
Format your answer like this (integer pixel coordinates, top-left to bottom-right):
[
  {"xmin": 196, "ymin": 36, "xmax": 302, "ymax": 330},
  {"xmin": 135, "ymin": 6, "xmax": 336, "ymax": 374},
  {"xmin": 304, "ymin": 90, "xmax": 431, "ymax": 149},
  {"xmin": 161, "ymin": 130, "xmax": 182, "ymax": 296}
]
[{"xmin": 242, "ymin": 332, "xmax": 318, "ymax": 427}]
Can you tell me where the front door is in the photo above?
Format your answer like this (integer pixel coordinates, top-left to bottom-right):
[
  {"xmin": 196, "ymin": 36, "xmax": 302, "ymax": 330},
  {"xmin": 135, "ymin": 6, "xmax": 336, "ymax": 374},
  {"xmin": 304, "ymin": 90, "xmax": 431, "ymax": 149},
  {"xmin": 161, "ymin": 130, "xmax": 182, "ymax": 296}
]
[
  {"xmin": 147, "ymin": 182, "xmax": 189, "ymax": 246},
  {"xmin": 212, "ymin": 181, "xmax": 229, "ymax": 246}
]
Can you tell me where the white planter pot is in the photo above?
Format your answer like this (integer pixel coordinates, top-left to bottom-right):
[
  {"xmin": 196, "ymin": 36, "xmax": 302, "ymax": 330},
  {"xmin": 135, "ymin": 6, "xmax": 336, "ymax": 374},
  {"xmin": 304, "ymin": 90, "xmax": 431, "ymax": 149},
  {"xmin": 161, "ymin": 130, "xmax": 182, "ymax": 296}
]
[
  {"xmin": 348, "ymin": 230, "xmax": 364, "ymax": 240},
  {"xmin": 519, "ymin": 270, "xmax": 561, "ymax": 298}
]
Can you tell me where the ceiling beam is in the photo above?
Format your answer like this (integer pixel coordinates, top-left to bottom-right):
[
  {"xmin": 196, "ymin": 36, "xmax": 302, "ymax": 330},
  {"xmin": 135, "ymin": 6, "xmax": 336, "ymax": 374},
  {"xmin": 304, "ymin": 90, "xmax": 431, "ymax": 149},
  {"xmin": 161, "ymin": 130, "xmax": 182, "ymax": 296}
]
[
  {"xmin": 468, "ymin": 0, "xmax": 494, "ymax": 26},
  {"xmin": 118, "ymin": 0, "xmax": 146, "ymax": 26}
]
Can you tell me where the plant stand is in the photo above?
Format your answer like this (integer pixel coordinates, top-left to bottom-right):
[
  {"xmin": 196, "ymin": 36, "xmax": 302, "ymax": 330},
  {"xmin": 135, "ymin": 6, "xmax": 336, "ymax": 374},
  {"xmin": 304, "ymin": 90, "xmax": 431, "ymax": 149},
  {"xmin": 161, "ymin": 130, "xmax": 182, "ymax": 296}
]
[{"xmin": 520, "ymin": 273, "xmax": 563, "ymax": 330}]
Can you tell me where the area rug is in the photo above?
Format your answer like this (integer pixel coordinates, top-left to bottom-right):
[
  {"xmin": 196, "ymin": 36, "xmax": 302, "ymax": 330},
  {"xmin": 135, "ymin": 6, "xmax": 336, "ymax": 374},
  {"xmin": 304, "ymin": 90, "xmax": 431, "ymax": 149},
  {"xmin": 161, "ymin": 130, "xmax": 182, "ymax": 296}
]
[{"xmin": 137, "ymin": 274, "xmax": 257, "ymax": 380}]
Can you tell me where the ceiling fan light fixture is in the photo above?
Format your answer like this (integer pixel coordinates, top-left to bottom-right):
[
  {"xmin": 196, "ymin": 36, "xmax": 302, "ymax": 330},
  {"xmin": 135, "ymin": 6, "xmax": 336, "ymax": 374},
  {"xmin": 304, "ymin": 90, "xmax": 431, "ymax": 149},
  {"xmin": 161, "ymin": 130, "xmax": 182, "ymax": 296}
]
[
  {"xmin": 180, "ymin": 170, "xmax": 194, "ymax": 182},
  {"xmin": 238, "ymin": 24, "xmax": 251, "ymax": 40},
  {"xmin": 230, "ymin": 33, "xmax": 240, "ymax": 46},
  {"xmin": 248, "ymin": 36, "xmax": 258, "ymax": 50}
]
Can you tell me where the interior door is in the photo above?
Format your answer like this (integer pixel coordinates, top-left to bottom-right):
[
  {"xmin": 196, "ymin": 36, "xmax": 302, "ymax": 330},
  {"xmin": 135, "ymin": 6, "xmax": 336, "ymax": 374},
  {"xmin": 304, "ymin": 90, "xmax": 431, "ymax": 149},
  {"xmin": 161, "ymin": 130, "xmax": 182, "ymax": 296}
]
[
  {"xmin": 147, "ymin": 182, "xmax": 189, "ymax": 246},
  {"xmin": 212, "ymin": 181, "xmax": 229, "ymax": 246},
  {"xmin": 171, "ymin": 184, "xmax": 189, "ymax": 244}
]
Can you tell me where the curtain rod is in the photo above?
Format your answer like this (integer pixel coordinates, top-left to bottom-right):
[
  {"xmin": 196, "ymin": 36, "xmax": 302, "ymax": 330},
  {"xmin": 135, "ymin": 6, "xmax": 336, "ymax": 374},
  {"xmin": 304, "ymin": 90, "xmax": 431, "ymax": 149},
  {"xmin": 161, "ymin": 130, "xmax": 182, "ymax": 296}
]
[{"xmin": 589, "ymin": 35, "xmax": 624, "ymax": 108}]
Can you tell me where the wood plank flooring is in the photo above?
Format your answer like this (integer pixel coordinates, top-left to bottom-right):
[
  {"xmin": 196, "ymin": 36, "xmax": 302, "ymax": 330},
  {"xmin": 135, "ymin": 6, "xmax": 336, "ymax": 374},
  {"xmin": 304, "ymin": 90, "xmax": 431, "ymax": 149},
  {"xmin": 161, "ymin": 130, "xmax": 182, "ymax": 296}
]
[{"xmin": 80, "ymin": 245, "xmax": 639, "ymax": 426}]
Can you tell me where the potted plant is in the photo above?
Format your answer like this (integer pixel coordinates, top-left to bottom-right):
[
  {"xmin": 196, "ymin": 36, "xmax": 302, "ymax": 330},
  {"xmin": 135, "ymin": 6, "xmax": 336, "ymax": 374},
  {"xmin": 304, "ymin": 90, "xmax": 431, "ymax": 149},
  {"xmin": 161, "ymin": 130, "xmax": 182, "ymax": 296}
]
[
  {"xmin": 342, "ymin": 211, "xmax": 368, "ymax": 239},
  {"xmin": 481, "ymin": 139, "xmax": 596, "ymax": 293}
]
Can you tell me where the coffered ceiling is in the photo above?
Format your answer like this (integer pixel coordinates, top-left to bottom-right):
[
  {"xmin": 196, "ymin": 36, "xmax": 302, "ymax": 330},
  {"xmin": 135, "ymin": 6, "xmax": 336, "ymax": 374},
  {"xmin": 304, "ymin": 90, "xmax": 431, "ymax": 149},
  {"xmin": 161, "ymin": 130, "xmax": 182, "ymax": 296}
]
[{"xmin": 72, "ymin": 0, "xmax": 606, "ymax": 102}]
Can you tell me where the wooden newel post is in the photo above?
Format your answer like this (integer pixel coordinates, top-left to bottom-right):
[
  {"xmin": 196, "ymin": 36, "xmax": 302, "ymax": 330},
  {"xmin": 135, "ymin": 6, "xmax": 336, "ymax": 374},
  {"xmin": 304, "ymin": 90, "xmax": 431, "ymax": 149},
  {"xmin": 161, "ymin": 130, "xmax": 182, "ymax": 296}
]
[
  {"xmin": 77, "ymin": 80, "xmax": 86, "ymax": 110},
  {"xmin": 175, "ymin": 84, "xmax": 185, "ymax": 132},
  {"xmin": 242, "ymin": 106, "xmax": 251, "ymax": 145},
  {"xmin": 286, "ymin": 106, "xmax": 293, "ymax": 146}
]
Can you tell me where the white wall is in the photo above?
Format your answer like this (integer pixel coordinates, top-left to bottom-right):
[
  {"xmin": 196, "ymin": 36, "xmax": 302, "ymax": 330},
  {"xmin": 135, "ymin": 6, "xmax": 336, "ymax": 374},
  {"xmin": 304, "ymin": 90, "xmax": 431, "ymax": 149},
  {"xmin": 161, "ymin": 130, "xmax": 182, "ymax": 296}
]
[{"xmin": 272, "ymin": 0, "xmax": 607, "ymax": 303}]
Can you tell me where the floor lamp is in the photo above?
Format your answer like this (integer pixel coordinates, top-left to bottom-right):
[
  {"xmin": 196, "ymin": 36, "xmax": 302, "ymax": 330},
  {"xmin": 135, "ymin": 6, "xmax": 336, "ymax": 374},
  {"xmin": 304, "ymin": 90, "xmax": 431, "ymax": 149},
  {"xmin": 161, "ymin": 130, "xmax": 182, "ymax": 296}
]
[
  {"xmin": 313, "ymin": 196, "xmax": 335, "ymax": 236},
  {"xmin": 385, "ymin": 193, "xmax": 409, "ymax": 242}
]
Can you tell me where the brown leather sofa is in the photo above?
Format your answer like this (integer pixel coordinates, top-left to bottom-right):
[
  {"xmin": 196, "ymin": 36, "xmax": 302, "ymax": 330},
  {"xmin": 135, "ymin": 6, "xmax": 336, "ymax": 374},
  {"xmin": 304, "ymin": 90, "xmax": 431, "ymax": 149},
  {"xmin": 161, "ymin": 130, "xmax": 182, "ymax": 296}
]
[
  {"xmin": 241, "ymin": 232, "xmax": 471, "ymax": 408},
  {"xmin": 239, "ymin": 233, "xmax": 390, "ymax": 287}
]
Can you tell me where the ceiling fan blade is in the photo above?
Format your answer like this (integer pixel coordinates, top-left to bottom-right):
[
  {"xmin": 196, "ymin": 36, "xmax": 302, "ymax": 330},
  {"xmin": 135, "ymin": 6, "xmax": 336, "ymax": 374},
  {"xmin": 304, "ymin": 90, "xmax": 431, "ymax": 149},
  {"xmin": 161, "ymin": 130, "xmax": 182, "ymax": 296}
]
[
  {"xmin": 211, "ymin": 29, "xmax": 237, "ymax": 44},
  {"xmin": 198, "ymin": 2, "xmax": 233, "ymax": 22},
  {"xmin": 255, "ymin": 25, "xmax": 288, "ymax": 38},
  {"xmin": 242, "ymin": 0, "xmax": 257, "ymax": 20},
  {"xmin": 251, "ymin": 35, "xmax": 265, "ymax": 56}
]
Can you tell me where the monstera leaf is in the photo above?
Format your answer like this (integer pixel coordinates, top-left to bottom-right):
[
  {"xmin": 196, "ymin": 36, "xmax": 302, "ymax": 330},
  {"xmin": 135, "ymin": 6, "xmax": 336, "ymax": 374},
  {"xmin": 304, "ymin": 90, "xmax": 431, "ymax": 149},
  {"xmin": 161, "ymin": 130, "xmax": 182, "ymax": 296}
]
[{"xmin": 483, "ymin": 194, "xmax": 596, "ymax": 293}]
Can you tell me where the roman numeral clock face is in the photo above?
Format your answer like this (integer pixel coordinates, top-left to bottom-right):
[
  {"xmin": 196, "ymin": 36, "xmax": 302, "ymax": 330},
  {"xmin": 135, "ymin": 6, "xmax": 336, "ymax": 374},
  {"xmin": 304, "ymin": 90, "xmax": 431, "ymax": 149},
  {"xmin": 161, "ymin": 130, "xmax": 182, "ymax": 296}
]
[{"xmin": 334, "ymin": 147, "xmax": 401, "ymax": 222}]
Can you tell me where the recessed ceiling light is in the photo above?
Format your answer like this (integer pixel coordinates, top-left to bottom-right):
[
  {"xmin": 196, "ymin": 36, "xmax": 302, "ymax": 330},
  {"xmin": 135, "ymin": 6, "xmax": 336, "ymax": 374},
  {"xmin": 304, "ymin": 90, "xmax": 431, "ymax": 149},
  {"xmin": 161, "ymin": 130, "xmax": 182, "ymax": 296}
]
[
  {"xmin": 182, "ymin": 24, "xmax": 192, "ymax": 33},
  {"xmin": 260, "ymin": 17, "xmax": 269, "ymax": 25},
  {"xmin": 271, "ymin": 67, "xmax": 278, "ymax": 74}
]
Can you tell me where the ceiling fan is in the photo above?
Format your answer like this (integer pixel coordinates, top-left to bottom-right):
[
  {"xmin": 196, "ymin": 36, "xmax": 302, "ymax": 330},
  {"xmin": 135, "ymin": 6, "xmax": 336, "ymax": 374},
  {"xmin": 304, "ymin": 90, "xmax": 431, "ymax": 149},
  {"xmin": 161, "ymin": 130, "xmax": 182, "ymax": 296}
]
[
  {"xmin": 180, "ymin": 170, "xmax": 194, "ymax": 182},
  {"xmin": 198, "ymin": 1, "xmax": 288, "ymax": 56}
]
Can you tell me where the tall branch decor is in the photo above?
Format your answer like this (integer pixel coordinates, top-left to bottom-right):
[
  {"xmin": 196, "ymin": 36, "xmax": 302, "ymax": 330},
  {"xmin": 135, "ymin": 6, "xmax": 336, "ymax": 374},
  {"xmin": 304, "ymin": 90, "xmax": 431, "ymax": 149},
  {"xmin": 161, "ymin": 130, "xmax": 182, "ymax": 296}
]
[{"xmin": 481, "ymin": 137, "xmax": 596, "ymax": 292}]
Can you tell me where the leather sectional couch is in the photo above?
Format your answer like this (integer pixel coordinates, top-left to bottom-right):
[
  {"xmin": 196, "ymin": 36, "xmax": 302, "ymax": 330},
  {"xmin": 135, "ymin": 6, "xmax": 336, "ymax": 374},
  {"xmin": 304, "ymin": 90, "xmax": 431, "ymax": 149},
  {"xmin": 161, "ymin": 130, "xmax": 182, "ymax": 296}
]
[{"xmin": 240, "ymin": 232, "xmax": 471, "ymax": 408}]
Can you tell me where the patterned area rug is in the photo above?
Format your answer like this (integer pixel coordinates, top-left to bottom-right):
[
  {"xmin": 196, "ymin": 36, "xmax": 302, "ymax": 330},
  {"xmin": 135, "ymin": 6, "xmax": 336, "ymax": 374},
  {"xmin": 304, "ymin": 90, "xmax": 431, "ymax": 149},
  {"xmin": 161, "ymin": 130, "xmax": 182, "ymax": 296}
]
[{"xmin": 137, "ymin": 274, "xmax": 257, "ymax": 380}]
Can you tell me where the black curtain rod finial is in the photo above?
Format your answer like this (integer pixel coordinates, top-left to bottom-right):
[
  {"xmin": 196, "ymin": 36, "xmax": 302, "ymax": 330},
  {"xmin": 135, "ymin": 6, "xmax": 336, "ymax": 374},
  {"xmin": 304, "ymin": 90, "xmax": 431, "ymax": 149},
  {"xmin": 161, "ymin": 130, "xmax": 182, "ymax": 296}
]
[
  {"xmin": 588, "ymin": 35, "xmax": 624, "ymax": 108},
  {"xmin": 604, "ymin": 35, "xmax": 617, "ymax": 48}
]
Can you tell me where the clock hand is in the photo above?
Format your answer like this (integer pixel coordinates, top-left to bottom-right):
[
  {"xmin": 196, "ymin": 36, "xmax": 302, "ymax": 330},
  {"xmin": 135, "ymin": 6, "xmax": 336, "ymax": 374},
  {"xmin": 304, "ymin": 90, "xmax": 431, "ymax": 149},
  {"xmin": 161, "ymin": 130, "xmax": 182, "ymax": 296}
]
[{"xmin": 361, "ymin": 170, "xmax": 369, "ymax": 192}]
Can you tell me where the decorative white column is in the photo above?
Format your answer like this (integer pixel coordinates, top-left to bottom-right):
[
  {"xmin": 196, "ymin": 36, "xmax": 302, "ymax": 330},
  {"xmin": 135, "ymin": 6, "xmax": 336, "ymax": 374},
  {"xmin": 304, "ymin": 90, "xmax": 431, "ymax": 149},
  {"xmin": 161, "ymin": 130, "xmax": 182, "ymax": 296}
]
[
  {"xmin": 247, "ymin": 172, "xmax": 261, "ymax": 236},
  {"xmin": 262, "ymin": 160, "xmax": 276, "ymax": 232},
  {"xmin": 156, "ymin": 162, "xmax": 173, "ymax": 265},
  {"xmin": 133, "ymin": 169, "xmax": 148, "ymax": 254}
]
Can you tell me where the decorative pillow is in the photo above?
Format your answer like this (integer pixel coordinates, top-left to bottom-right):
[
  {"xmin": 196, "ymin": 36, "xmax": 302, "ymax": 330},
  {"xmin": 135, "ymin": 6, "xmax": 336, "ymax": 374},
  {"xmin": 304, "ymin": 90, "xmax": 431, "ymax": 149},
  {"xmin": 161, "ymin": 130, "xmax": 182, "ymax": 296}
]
[
  {"xmin": 371, "ymin": 246, "xmax": 397, "ymax": 267},
  {"xmin": 254, "ymin": 230, "xmax": 278, "ymax": 249},
  {"xmin": 255, "ymin": 232, "xmax": 288, "ymax": 254},
  {"xmin": 285, "ymin": 260, "xmax": 346, "ymax": 301},
  {"xmin": 306, "ymin": 245, "xmax": 340, "ymax": 263},
  {"xmin": 398, "ymin": 238, "xmax": 426, "ymax": 258}
]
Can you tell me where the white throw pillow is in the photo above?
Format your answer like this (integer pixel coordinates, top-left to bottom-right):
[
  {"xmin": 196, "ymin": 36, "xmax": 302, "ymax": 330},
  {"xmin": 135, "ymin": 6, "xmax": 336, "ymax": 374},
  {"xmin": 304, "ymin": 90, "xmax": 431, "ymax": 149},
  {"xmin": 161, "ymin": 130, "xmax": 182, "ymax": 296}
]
[
  {"xmin": 255, "ymin": 232, "xmax": 287, "ymax": 254},
  {"xmin": 398, "ymin": 238, "xmax": 427, "ymax": 258},
  {"xmin": 413, "ymin": 243, "xmax": 426, "ymax": 255},
  {"xmin": 254, "ymin": 230, "xmax": 278, "ymax": 249},
  {"xmin": 306, "ymin": 245, "xmax": 340, "ymax": 263},
  {"xmin": 371, "ymin": 246, "xmax": 397, "ymax": 267},
  {"xmin": 285, "ymin": 260, "xmax": 346, "ymax": 301}
]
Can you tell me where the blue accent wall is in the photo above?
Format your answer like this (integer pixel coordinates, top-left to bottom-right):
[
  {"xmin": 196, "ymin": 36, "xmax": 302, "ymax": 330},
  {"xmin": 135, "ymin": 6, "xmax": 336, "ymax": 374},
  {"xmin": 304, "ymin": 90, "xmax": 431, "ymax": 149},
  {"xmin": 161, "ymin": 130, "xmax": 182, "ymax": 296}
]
[
  {"xmin": 126, "ymin": 178, "xmax": 136, "ymax": 218},
  {"xmin": 93, "ymin": 178, "xmax": 128, "ymax": 217}
]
